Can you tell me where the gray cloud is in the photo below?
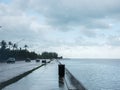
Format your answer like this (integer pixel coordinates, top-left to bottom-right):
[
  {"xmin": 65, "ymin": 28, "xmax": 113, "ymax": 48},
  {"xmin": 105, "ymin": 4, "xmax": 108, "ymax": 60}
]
[
  {"xmin": 25, "ymin": 0, "xmax": 120, "ymax": 29},
  {"xmin": 0, "ymin": 0, "xmax": 120, "ymax": 54},
  {"xmin": 3, "ymin": 0, "xmax": 119, "ymax": 30}
]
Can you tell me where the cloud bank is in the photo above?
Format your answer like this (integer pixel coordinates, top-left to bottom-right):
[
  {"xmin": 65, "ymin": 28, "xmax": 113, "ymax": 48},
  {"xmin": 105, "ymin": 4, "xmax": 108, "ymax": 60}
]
[{"xmin": 0, "ymin": 0, "xmax": 120, "ymax": 58}]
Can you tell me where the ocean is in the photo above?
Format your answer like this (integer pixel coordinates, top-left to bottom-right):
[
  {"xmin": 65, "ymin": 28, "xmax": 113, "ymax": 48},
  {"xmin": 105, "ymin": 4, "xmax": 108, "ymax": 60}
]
[{"xmin": 60, "ymin": 59, "xmax": 120, "ymax": 90}]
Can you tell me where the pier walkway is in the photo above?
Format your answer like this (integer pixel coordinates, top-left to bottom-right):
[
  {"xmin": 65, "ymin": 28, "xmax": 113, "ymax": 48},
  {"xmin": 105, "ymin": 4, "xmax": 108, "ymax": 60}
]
[{"xmin": 2, "ymin": 60, "xmax": 68, "ymax": 90}]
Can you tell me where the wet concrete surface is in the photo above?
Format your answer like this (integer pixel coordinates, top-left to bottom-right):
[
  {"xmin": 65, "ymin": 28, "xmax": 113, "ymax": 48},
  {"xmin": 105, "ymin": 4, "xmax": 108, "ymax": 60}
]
[
  {"xmin": 0, "ymin": 60, "xmax": 42, "ymax": 83},
  {"xmin": 2, "ymin": 60, "xmax": 68, "ymax": 90}
]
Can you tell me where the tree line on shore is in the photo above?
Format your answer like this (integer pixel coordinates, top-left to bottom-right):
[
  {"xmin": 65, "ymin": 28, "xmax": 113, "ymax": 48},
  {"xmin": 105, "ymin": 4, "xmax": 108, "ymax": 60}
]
[{"xmin": 0, "ymin": 40, "xmax": 62, "ymax": 62}]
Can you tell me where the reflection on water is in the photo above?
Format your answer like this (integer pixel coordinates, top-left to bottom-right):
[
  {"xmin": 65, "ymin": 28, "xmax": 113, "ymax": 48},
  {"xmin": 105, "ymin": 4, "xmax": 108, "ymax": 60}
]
[{"xmin": 58, "ymin": 77, "xmax": 64, "ymax": 88}]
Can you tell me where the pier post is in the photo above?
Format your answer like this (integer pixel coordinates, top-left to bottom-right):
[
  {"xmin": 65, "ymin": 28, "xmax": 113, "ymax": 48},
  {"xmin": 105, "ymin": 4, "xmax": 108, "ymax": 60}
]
[{"xmin": 58, "ymin": 64, "xmax": 65, "ymax": 78}]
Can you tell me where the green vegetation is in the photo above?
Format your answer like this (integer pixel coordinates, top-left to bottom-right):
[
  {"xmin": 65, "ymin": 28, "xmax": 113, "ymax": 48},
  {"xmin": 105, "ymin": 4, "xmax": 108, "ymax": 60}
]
[{"xmin": 0, "ymin": 40, "xmax": 62, "ymax": 62}]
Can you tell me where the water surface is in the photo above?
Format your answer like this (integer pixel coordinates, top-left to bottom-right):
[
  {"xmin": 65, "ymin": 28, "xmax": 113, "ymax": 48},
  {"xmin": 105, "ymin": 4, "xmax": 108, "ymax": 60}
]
[{"xmin": 61, "ymin": 59, "xmax": 120, "ymax": 90}]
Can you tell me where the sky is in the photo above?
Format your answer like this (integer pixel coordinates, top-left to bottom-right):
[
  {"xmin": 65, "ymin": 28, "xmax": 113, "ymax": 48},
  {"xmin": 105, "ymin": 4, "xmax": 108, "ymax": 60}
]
[{"xmin": 0, "ymin": 0, "xmax": 120, "ymax": 58}]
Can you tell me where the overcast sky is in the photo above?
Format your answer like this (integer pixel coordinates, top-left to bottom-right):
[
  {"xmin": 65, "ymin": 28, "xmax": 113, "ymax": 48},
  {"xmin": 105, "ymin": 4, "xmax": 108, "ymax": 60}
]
[{"xmin": 0, "ymin": 0, "xmax": 120, "ymax": 58}]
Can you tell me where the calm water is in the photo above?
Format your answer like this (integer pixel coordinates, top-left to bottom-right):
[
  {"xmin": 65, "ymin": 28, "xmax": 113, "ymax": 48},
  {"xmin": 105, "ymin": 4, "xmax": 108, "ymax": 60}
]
[{"xmin": 60, "ymin": 59, "xmax": 120, "ymax": 90}]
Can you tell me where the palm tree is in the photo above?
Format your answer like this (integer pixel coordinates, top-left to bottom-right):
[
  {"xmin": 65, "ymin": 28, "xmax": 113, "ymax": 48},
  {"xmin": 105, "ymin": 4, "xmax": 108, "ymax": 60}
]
[
  {"xmin": 8, "ymin": 41, "xmax": 13, "ymax": 50},
  {"xmin": 24, "ymin": 45, "xmax": 28, "ymax": 50},
  {"xmin": 0, "ymin": 40, "xmax": 7, "ymax": 50},
  {"xmin": 0, "ymin": 41, "xmax": 1, "ymax": 48},
  {"xmin": 13, "ymin": 43, "xmax": 18, "ymax": 50}
]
